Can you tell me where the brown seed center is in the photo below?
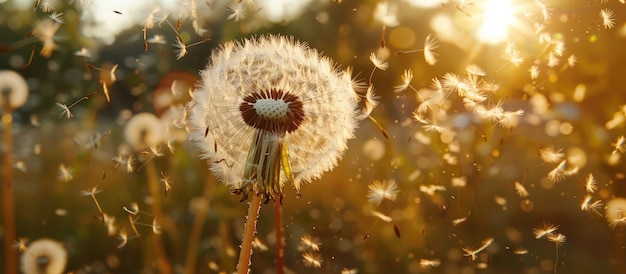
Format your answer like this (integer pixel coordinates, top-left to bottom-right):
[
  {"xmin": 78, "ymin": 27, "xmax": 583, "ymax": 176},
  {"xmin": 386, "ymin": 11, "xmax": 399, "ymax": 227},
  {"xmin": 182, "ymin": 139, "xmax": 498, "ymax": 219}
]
[{"xmin": 239, "ymin": 89, "xmax": 305, "ymax": 134}]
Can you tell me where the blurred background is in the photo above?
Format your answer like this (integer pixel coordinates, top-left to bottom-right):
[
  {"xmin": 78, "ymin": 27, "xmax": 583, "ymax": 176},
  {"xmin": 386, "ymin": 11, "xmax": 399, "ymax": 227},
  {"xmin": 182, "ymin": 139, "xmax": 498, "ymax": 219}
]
[{"xmin": 1, "ymin": 0, "xmax": 626, "ymax": 273}]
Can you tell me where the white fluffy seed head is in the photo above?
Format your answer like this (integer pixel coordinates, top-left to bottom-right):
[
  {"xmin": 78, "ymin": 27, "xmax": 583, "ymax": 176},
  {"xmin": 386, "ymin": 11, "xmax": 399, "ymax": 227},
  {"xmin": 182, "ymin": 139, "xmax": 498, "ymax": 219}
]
[
  {"xmin": 124, "ymin": 112, "xmax": 167, "ymax": 151},
  {"xmin": 0, "ymin": 70, "xmax": 29, "ymax": 111},
  {"xmin": 20, "ymin": 238, "xmax": 67, "ymax": 274},
  {"xmin": 187, "ymin": 35, "xmax": 360, "ymax": 190}
]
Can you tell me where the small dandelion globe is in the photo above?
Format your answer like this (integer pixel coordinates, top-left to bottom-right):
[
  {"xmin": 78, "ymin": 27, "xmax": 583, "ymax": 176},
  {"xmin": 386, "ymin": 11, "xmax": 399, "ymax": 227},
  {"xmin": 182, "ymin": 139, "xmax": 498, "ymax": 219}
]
[
  {"xmin": 0, "ymin": 70, "xmax": 29, "ymax": 111},
  {"xmin": 124, "ymin": 112, "xmax": 167, "ymax": 151},
  {"xmin": 188, "ymin": 35, "xmax": 360, "ymax": 201},
  {"xmin": 20, "ymin": 238, "xmax": 67, "ymax": 274}
]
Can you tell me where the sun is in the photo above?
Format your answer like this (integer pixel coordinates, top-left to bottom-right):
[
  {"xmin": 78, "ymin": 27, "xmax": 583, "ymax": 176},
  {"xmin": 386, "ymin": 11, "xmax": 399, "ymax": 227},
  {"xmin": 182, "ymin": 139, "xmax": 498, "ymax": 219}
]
[{"xmin": 477, "ymin": 0, "xmax": 518, "ymax": 44}]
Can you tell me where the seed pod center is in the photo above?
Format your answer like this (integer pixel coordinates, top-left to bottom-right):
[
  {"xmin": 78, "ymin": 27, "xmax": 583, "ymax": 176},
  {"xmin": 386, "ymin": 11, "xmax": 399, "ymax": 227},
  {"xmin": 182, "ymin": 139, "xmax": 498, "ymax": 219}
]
[{"xmin": 239, "ymin": 89, "xmax": 304, "ymax": 134}]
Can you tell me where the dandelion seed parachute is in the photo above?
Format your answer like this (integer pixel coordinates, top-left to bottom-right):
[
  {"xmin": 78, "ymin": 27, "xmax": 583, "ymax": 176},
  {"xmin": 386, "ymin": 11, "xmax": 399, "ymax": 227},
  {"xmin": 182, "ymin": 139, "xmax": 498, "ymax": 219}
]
[{"xmin": 187, "ymin": 35, "xmax": 360, "ymax": 198}]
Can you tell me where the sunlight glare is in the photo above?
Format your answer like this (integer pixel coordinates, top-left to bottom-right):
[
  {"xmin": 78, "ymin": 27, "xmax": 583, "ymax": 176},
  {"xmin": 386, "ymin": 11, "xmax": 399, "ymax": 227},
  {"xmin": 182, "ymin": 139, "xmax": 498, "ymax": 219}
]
[{"xmin": 477, "ymin": 0, "xmax": 516, "ymax": 44}]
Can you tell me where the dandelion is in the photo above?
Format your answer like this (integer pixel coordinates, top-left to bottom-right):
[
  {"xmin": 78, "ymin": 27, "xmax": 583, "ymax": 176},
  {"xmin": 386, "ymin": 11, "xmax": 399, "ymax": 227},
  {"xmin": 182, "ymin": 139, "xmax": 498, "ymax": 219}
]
[
  {"xmin": 187, "ymin": 35, "xmax": 360, "ymax": 273},
  {"xmin": 600, "ymin": 9, "xmax": 616, "ymax": 29},
  {"xmin": 20, "ymin": 238, "xmax": 67, "ymax": 274},
  {"xmin": 367, "ymin": 180, "xmax": 399, "ymax": 205},
  {"xmin": 369, "ymin": 52, "xmax": 389, "ymax": 71},
  {"xmin": 299, "ymin": 235, "xmax": 321, "ymax": 251},
  {"xmin": 423, "ymin": 34, "xmax": 439, "ymax": 66},
  {"xmin": 393, "ymin": 69, "xmax": 413, "ymax": 93},
  {"xmin": 160, "ymin": 172, "xmax": 173, "ymax": 195},
  {"xmin": 187, "ymin": 35, "xmax": 360, "ymax": 199},
  {"xmin": 227, "ymin": 1, "xmax": 247, "ymax": 21},
  {"xmin": 32, "ymin": 19, "xmax": 61, "ymax": 58},
  {"xmin": 302, "ymin": 252, "xmax": 323, "ymax": 268},
  {"xmin": 55, "ymin": 102, "xmax": 72, "ymax": 119},
  {"xmin": 539, "ymin": 146, "xmax": 564, "ymax": 164},
  {"xmin": 124, "ymin": 113, "xmax": 167, "ymax": 151},
  {"xmin": 0, "ymin": 70, "xmax": 29, "ymax": 111},
  {"xmin": 533, "ymin": 222, "xmax": 558, "ymax": 239},
  {"xmin": 57, "ymin": 164, "xmax": 73, "ymax": 182}
]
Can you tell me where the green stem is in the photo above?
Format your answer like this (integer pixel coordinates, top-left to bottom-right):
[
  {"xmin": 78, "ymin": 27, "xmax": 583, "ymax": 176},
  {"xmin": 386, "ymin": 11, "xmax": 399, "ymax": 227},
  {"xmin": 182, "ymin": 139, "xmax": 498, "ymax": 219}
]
[{"xmin": 2, "ymin": 113, "xmax": 16, "ymax": 274}]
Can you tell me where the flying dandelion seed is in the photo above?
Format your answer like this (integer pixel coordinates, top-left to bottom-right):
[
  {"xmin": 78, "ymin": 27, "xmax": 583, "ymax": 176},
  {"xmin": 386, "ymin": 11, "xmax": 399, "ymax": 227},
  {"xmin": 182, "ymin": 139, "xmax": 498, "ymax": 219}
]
[
  {"xmin": 423, "ymin": 34, "xmax": 439, "ymax": 66},
  {"xmin": 529, "ymin": 65, "xmax": 540, "ymax": 79},
  {"xmin": 585, "ymin": 173, "xmax": 598, "ymax": 193},
  {"xmin": 116, "ymin": 230, "xmax": 128, "ymax": 249},
  {"xmin": 302, "ymin": 251, "xmax": 323, "ymax": 268},
  {"xmin": 393, "ymin": 69, "xmax": 413, "ymax": 93},
  {"xmin": 373, "ymin": 1, "xmax": 399, "ymax": 27},
  {"xmin": 466, "ymin": 64, "xmax": 486, "ymax": 76},
  {"xmin": 102, "ymin": 213, "xmax": 117, "ymax": 236},
  {"xmin": 547, "ymin": 233, "xmax": 566, "ymax": 246},
  {"xmin": 600, "ymin": 9, "xmax": 616, "ymax": 29},
  {"xmin": 539, "ymin": 146, "xmax": 565, "ymax": 164},
  {"xmin": 367, "ymin": 179, "xmax": 399, "ymax": 205},
  {"xmin": 463, "ymin": 237, "xmax": 494, "ymax": 261},
  {"xmin": 57, "ymin": 164, "xmax": 73, "ymax": 182},
  {"xmin": 369, "ymin": 52, "xmax": 389, "ymax": 71},
  {"xmin": 227, "ymin": 1, "xmax": 247, "ymax": 21},
  {"xmin": 187, "ymin": 35, "xmax": 360, "ymax": 200},
  {"xmin": 299, "ymin": 234, "xmax": 321, "ymax": 251},
  {"xmin": 514, "ymin": 181, "xmax": 529, "ymax": 197},
  {"xmin": 581, "ymin": 195, "xmax": 603, "ymax": 216},
  {"xmin": 606, "ymin": 198, "xmax": 626, "ymax": 229},
  {"xmin": 371, "ymin": 210, "xmax": 393, "ymax": 222},
  {"xmin": 533, "ymin": 222, "xmax": 558, "ymax": 239},
  {"xmin": 32, "ymin": 18, "xmax": 61, "ymax": 58}
]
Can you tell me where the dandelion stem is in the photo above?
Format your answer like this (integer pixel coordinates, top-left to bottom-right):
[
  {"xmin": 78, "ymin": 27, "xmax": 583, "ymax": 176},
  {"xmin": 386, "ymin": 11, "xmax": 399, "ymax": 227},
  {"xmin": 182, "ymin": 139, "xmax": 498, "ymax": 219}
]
[
  {"xmin": 145, "ymin": 161, "xmax": 172, "ymax": 274},
  {"xmin": 2, "ymin": 112, "xmax": 17, "ymax": 274},
  {"xmin": 237, "ymin": 194, "xmax": 262, "ymax": 274},
  {"xmin": 274, "ymin": 198, "xmax": 285, "ymax": 274},
  {"xmin": 184, "ymin": 177, "xmax": 215, "ymax": 274}
]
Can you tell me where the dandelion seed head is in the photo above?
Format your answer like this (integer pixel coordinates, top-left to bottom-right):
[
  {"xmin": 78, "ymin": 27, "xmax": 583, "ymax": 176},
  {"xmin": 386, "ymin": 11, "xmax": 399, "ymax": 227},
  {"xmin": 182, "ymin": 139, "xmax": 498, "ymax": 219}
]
[
  {"xmin": 187, "ymin": 35, "xmax": 359, "ymax": 198},
  {"xmin": 20, "ymin": 238, "xmax": 67, "ymax": 274},
  {"xmin": 124, "ymin": 113, "xmax": 167, "ymax": 151},
  {"xmin": 0, "ymin": 70, "xmax": 29, "ymax": 111}
]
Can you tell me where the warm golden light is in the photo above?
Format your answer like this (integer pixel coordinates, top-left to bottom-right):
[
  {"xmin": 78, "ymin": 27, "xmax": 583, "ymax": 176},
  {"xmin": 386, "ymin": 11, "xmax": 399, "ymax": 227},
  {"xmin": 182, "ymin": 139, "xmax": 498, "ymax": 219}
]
[{"xmin": 477, "ymin": 0, "xmax": 516, "ymax": 44}]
